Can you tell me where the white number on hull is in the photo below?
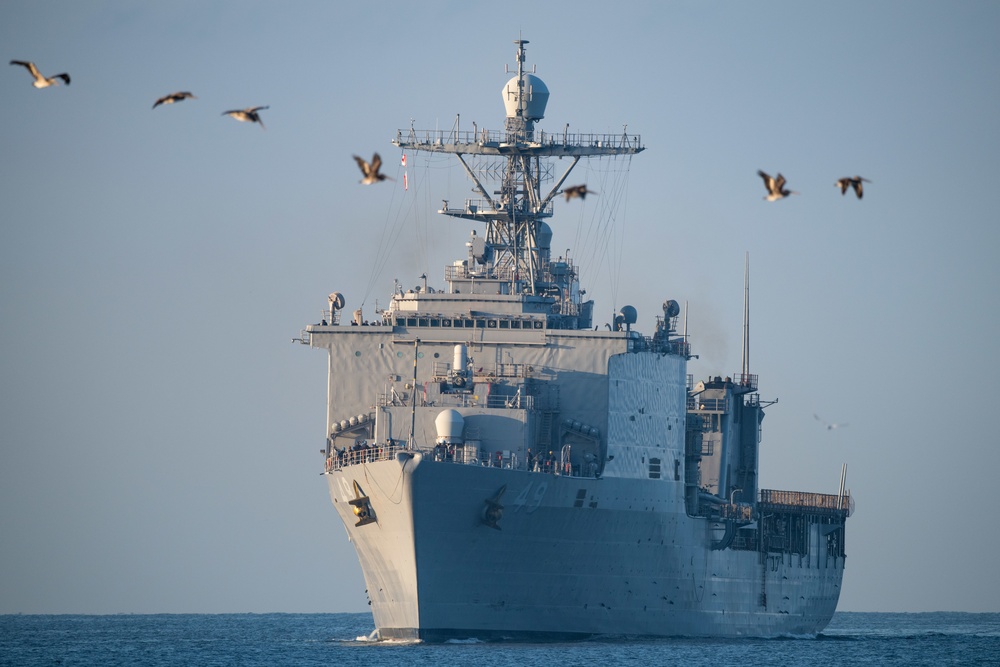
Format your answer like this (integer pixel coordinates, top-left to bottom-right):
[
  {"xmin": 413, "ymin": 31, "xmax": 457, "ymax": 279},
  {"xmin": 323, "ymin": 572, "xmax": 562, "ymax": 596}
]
[{"xmin": 512, "ymin": 481, "xmax": 549, "ymax": 514}]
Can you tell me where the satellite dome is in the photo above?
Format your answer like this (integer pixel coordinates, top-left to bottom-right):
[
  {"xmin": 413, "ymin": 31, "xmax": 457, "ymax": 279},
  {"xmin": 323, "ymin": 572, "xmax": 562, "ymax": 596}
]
[{"xmin": 502, "ymin": 74, "xmax": 549, "ymax": 121}]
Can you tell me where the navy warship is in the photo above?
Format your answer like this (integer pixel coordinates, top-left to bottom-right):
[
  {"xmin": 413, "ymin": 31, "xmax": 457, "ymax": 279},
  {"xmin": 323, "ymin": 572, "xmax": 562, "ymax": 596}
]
[{"xmin": 300, "ymin": 39, "xmax": 851, "ymax": 640}]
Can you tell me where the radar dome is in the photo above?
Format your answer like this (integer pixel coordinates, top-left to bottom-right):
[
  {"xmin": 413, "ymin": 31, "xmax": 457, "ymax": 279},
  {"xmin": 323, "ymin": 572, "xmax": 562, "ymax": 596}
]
[
  {"xmin": 536, "ymin": 222, "xmax": 552, "ymax": 250},
  {"xmin": 502, "ymin": 74, "xmax": 549, "ymax": 121},
  {"xmin": 619, "ymin": 305, "xmax": 638, "ymax": 325},
  {"xmin": 435, "ymin": 409, "xmax": 465, "ymax": 444}
]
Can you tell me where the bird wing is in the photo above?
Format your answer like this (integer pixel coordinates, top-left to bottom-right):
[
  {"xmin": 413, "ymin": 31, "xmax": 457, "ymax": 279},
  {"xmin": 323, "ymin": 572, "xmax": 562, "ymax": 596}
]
[
  {"xmin": 54, "ymin": 73, "xmax": 70, "ymax": 85},
  {"xmin": 757, "ymin": 170, "xmax": 775, "ymax": 193},
  {"xmin": 249, "ymin": 106, "xmax": 269, "ymax": 113},
  {"xmin": 852, "ymin": 180, "xmax": 864, "ymax": 199},
  {"xmin": 370, "ymin": 153, "xmax": 382, "ymax": 174},
  {"xmin": 153, "ymin": 95, "xmax": 169, "ymax": 109},
  {"xmin": 354, "ymin": 155, "xmax": 372, "ymax": 176},
  {"xmin": 774, "ymin": 173, "xmax": 787, "ymax": 191},
  {"xmin": 10, "ymin": 60, "xmax": 42, "ymax": 80},
  {"xmin": 836, "ymin": 178, "xmax": 848, "ymax": 194}
]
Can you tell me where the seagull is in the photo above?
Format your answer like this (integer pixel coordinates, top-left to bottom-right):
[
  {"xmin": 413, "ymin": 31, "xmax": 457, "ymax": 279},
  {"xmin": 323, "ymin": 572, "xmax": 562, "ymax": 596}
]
[
  {"xmin": 814, "ymin": 414, "xmax": 848, "ymax": 431},
  {"xmin": 153, "ymin": 91, "xmax": 196, "ymax": 109},
  {"xmin": 758, "ymin": 170, "xmax": 799, "ymax": 201},
  {"xmin": 563, "ymin": 184, "xmax": 597, "ymax": 201},
  {"xmin": 835, "ymin": 176, "xmax": 871, "ymax": 199},
  {"xmin": 222, "ymin": 106, "xmax": 269, "ymax": 129},
  {"xmin": 353, "ymin": 153, "xmax": 393, "ymax": 184},
  {"xmin": 9, "ymin": 60, "xmax": 70, "ymax": 88}
]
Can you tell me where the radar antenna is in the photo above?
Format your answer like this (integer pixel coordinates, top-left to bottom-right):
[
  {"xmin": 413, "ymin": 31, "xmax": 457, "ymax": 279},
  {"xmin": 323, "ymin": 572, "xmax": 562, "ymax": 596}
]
[{"xmin": 392, "ymin": 39, "xmax": 644, "ymax": 329}]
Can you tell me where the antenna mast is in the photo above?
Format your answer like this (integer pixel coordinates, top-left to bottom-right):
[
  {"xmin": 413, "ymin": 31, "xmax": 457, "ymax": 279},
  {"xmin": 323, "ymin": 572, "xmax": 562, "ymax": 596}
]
[{"xmin": 742, "ymin": 252, "xmax": 750, "ymax": 378}]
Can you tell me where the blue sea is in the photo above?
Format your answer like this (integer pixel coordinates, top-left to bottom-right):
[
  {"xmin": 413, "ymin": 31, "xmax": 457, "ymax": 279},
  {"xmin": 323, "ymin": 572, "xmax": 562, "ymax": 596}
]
[{"xmin": 1, "ymin": 612, "xmax": 997, "ymax": 666}]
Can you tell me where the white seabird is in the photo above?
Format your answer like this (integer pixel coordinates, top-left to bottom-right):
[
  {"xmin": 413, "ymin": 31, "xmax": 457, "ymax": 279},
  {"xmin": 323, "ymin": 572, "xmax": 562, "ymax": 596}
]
[
  {"xmin": 758, "ymin": 170, "xmax": 799, "ymax": 201},
  {"xmin": 835, "ymin": 176, "xmax": 871, "ymax": 199},
  {"xmin": 353, "ymin": 153, "xmax": 393, "ymax": 184},
  {"xmin": 563, "ymin": 184, "xmax": 597, "ymax": 201},
  {"xmin": 9, "ymin": 60, "xmax": 70, "ymax": 88},
  {"xmin": 222, "ymin": 106, "xmax": 269, "ymax": 129},
  {"xmin": 153, "ymin": 91, "xmax": 196, "ymax": 109}
]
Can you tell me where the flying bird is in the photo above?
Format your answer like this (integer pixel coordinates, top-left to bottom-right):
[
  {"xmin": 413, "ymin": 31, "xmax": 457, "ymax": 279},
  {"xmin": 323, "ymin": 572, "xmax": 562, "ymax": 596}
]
[
  {"xmin": 563, "ymin": 184, "xmax": 597, "ymax": 201},
  {"xmin": 814, "ymin": 414, "xmax": 848, "ymax": 431},
  {"xmin": 9, "ymin": 60, "xmax": 70, "ymax": 88},
  {"xmin": 835, "ymin": 176, "xmax": 871, "ymax": 199},
  {"xmin": 153, "ymin": 91, "xmax": 196, "ymax": 109},
  {"xmin": 222, "ymin": 106, "xmax": 269, "ymax": 129},
  {"xmin": 758, "ymin": 170, "xmax": 799, "ymax": 201},
  {"xmin": 353, "ymin": 153, "xmax": 393, "ymax": 184}
]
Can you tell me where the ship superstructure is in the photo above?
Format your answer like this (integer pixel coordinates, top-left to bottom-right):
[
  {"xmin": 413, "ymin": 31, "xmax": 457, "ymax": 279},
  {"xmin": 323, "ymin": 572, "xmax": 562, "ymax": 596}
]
[{"xmin": 301, "ymin": 40, "xmax": 851, "ymax": 640}]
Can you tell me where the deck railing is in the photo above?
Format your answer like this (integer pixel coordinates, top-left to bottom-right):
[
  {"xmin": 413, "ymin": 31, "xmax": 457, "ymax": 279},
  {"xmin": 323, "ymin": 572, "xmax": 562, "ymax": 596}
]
[{"xmin": 759, "ymin": 489, "xmax": 850, "ymax": 512}]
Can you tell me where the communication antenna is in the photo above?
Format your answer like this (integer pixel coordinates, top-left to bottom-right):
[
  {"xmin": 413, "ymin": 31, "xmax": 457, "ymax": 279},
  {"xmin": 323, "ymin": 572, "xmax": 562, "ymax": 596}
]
[{"xmin": 741, "ymin": 252, "xmax": 750, "ymax": 377}]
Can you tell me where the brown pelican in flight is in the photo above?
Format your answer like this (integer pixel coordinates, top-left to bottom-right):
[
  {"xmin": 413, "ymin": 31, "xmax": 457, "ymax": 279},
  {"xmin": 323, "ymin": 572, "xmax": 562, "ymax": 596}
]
[
  {"xmin": 835, "ymin": 176, "xmax": 871, "ymax": 199},
  {"xmin": 222, "ymin": 106, "xmax": 269, "ymax": 129},
  {"xmin": 758, "ymin": 170, "xmax": 798, "ymax": 201},
  {"xmin": 563, "ymin": 184, "xmax": 597, "ymax": 201},
  {"xmin": 153, "ymin": 91, "xmax": 196, "ymax": 109},
  {"xmin": 353, "ymin": 153, "xmax": 393, "ymax": 184},
  {"xmin": 9, "ymin": 60, "xmax": 70, "ymax": 88}
]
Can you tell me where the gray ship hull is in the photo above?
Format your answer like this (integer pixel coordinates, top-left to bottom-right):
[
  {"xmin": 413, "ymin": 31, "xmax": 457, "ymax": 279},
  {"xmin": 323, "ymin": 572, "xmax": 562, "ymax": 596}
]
[{"xmin": 327, "ymin": 453, "xmax": 844, "ymax": 640}]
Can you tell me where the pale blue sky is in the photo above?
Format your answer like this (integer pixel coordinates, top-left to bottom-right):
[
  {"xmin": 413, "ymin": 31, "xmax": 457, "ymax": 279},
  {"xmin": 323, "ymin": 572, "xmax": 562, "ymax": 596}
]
[{"xmin": 2, "ymin": 1, "xmax": 998, "ymax": 614}]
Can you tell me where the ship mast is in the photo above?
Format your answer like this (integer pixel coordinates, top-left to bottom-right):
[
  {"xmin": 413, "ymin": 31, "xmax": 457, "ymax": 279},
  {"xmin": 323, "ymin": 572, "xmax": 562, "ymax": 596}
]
[
  {"xmin": 742, "ymin": 252, "xmax": 750, "ymax": 378},
  {"xmin": 393, "ymin": 39, "xmax": 644, "ymax": 328}
]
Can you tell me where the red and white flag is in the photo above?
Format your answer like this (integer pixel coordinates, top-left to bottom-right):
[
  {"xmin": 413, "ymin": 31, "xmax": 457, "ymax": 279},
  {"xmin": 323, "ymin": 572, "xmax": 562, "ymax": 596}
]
[{"xmin": 401, "ymin": 153, "xmax": 408, "ymax": 190}]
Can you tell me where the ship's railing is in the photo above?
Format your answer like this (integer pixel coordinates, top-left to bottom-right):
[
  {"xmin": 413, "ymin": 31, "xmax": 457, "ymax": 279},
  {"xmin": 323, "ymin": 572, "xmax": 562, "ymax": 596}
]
[
  {"xmin": 444, "ymin": 263, "xmax": 515, "ymax": 282},
  {"xmin": 630, "ymin": 335, "xmax": 690, "ymax": 357},
  {"xmin": 759, "ymin": 489, "xmax": 851, "ymax": 513},
  {"xmin": 396, "ymin": 127, "xmax": 642, "ymax": 152},
  {"xmin": 327, "ymin": 440, "xmax": 601, "ymax": 478},
  {"xmin": 327, "ymin": 443, "xmax": 406, "ymax": 471}
]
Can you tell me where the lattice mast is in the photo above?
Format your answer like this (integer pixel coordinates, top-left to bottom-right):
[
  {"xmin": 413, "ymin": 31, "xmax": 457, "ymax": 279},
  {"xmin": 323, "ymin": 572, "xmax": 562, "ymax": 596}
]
[{"xmin": 393, "ymin": 39, "xmax": 644, "ymax": 308}]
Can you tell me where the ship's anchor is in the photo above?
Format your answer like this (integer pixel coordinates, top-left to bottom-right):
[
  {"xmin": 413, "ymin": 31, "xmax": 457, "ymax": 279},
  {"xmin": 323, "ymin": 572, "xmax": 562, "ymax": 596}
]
[
  {"xmin": 481, "ymin": 484, "xmax": 506, "ymax": 530},
  {"xmin": 348, "ymin": 480, "xmax": 377, "ymax": 527}
]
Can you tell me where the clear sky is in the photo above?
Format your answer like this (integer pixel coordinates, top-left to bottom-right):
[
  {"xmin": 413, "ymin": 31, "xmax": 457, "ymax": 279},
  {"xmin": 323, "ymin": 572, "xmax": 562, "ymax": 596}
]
[{"xmin": 2, "ymin": 1, "xmax": 998, "ymax": 615}]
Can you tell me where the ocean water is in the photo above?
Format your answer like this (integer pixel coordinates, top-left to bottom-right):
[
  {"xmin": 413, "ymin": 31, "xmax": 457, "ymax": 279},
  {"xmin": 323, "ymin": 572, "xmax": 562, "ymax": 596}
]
[{"xmin": 1, "ymin": 612, "xmax": 997, "ymax": 666}]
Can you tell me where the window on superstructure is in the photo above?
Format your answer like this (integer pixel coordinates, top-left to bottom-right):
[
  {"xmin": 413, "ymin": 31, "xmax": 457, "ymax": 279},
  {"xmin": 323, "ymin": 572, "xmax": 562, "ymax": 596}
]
[
  {"xmin": 431, "ymin": 318, "xmax": 440, "ymax": 327},
  {"xmin": 649, "ymin": 457, "xmax": 662, "ymax": 479},
  {"xmin": 406, "ymin": 318, "xmax": 417, "ymax": 327},
  {"xmin": 453, "ymin": 319, "xmax": 464, "ymax": 328},
  {"xmin": 499, "ymin": 320, "xmax": 510, "ymax": 329},
  {"xmin": 511, "ymin": 321, "xmax": 522, "ymax": 329},
  {"xmin": 464, "ymin": 319, "xmax": 474, "ymax": 328},
  {"xmin": 395, "ymin": 318, "xmax": 405, "ymax": 326},
  {"xmin": 419, "ymin": 318, "xmax": 429, "ymax": 327},
  {"xmin": 442, "ymin": 319, "xmax": 451, "ymax": 327}
]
